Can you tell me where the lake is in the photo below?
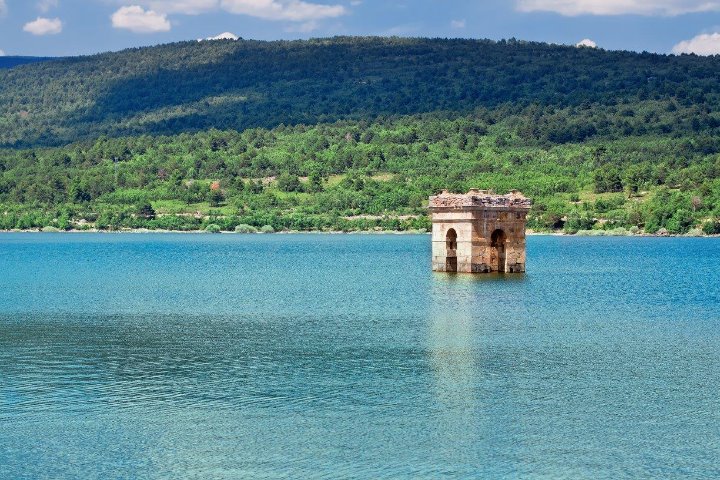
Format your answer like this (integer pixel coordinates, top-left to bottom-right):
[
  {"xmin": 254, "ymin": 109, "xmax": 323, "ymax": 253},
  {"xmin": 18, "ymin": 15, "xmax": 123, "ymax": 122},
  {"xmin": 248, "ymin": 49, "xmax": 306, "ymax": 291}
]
[{"xmin": 1, "ymin": 233, "xmax": 719, "ymax": 479}]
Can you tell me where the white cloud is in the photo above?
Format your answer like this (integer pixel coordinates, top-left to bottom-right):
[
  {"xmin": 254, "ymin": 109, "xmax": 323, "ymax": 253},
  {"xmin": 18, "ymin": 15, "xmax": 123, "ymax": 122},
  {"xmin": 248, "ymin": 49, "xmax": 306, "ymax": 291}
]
[
  {"xmin": 576, "ymin": 38, "xmax": 597, "ymax": 48},
  {"xmin": 220, "ymin": 0, "xmax": 346, "ymax": 21},
  {"xmin": 142, "ymin": 0, "xmax": 218, "ymax": 14},
  {"xmin": 672, "ymin": 32, "xmax": 720, "ymax": 55},
  {"xmin": 450, "ymin": 19, "xmax": 466, "ymax": 29},
  {"xmin": 37, "ymin": 0, "xmax": 58, "ymax": 13},
  {"xmin": 23, "ymin": 17, "xmax": 63, "ymax": 35},
  {"xmin": 0, "ymin": 0, "xmax": 7, "ymax": 17},
  {"xmin": 285, "ymin": 20, "xmax": 319, "ymax": 32},
  {"xmin": 199, "ymin": 31, "xmax": 240, "ymax": 40},
  {"xmin": 0, "ymin": 49, "xmax": 5, "ymax": 56},
  {"xmin": 383, "ymin": 23, "xmax": 420, "ymax": 36},
  {"xmin": 111, "ymin": 6, "xmax": 171, "ymax": 33},
  {"xmin": 516, "ymin": 0, "xmax": 720, "ymax": 16},
  {"xmin": 126, "ymin": 0, "xmax": 346, "ymax": 20}
]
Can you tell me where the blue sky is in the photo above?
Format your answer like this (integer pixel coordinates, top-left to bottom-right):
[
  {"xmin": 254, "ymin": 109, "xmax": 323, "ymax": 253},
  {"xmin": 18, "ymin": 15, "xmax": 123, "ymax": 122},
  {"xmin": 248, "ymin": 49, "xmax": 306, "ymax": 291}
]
[{"xmin": 2, "ymin": 0, "xmax": 720, "ymax": 57}]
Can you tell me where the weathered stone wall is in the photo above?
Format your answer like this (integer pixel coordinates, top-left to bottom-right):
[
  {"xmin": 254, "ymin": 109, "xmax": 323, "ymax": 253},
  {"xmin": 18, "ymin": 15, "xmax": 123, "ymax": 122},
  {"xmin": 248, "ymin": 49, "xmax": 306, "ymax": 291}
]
[
  {"xmin": 430, "ymin": 190, "xmax": 531, "ymax": 273},
  {"xmin": 431, "ymin": 210, "xmax": 475, "ymax": 272}
]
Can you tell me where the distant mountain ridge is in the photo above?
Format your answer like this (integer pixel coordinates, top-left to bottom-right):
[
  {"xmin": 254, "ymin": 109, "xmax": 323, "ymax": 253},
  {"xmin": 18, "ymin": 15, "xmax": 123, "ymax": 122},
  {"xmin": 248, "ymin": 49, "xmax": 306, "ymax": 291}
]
[{"xmin": 1, "ymin": 36, "xmax": 719, "ymax": 148}]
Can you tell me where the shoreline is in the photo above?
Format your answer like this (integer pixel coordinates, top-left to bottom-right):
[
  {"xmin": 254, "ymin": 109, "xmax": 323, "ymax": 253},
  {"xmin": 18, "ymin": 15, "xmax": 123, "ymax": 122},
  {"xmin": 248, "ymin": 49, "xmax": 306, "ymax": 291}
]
[{"xmin": 0, "ymin": 228, "xmax": 717, "ymax": 238}]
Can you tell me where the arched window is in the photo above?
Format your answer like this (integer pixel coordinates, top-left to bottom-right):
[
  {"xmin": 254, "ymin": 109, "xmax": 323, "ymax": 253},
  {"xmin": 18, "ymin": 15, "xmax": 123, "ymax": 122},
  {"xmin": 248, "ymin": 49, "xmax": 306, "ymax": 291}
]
[
  {"xmin": 490, "ymin": 229, "xmax": 507, "ymax": 273},
  {"xmin": 446, "ymin": 228, "xmax": 457, "ymax": 253},
  {"xmin": 445, "ymin": 228, "xmax": 458, "ymax": 272}
]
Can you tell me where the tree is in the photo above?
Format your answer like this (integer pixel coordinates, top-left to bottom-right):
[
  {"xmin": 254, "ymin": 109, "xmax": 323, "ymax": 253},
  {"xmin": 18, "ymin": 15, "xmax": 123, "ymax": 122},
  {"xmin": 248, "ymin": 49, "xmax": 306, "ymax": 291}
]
[
  {"xmin": 69, "ymin": 181, "xmax": 92, "ymax": 203},
  {"xmin": 209, "ymin": 189, "xmax": 225, "ymax": 207},
  {"xmin": 594, "ymin": 165, "xmax": 623, "ymax": 193},
  {"xmin": 306, "ymin": 172, "xmax": 324, "ymax": 193},
  {"xmin": 277, "ymin": 173, "xmax": 302, "ymax": 192},
  {"xmin": 138, "ymin": 202, "xmax": 156, "ymax": 219}
]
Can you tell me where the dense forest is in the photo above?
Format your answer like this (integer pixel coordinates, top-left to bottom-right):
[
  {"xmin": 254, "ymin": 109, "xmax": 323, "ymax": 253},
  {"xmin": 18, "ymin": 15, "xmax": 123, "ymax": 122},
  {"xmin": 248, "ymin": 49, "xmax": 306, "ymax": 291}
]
[
  {"xmin": 1, "ymin": 37, "xmax": 719, "ymax": 234},
  {"xmin": 2, "ymin": 37, "xmax": 720, "ymax": 147}
]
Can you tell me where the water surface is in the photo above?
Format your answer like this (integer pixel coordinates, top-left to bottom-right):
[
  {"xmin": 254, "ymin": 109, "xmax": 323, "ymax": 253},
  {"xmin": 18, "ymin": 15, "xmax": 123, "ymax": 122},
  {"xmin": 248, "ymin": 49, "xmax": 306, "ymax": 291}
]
[{"xmin": 1, "ymin": 233, "xmax": 719, "ymax": 478}]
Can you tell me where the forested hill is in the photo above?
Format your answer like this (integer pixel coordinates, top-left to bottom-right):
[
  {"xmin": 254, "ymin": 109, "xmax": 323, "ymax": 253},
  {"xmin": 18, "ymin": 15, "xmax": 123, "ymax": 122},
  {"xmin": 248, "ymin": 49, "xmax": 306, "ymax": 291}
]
[{"xmin": 2, "ymin": 36, "xmax": 720, "ymax": 148}]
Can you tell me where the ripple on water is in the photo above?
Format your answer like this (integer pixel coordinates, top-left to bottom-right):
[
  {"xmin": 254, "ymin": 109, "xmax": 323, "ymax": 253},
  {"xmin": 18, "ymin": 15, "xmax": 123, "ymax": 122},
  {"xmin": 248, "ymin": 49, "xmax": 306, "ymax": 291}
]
[{"xmin": 1, "ymin": 234, "xmax": 720, "ymax": 478}]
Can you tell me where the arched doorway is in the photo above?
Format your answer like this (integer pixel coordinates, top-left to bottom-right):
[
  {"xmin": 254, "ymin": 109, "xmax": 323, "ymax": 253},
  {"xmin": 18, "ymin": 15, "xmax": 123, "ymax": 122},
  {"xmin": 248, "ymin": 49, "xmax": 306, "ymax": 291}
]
[
  {"xmin": 490, "ymin": 229, "xmax": 507, "ymax": 273},
  {"xmin": 445, "ymin": 228, "xmax": 458, "ymax": 272}
]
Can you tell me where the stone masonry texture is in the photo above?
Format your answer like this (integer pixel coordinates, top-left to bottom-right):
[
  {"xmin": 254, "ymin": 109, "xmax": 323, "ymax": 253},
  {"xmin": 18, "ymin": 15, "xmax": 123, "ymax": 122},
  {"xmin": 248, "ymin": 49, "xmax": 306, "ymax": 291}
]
[{"xmin": 429, "ymin": 189, "xmax": 532, "ymax": 273}]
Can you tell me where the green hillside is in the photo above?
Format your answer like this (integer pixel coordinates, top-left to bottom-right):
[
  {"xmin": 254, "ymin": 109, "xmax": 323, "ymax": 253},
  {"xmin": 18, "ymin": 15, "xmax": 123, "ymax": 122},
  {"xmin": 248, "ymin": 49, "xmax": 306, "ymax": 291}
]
[
  {"xmin": 1, "ymin": 37, "xmax": 719, "ymax": 234},
  {"xmin": 1, "ymin": 111, "xmax": 718, "ymax": 234},
  {"xmin": 2, "ymin": 37, "xmax": 720, "ymax": 147}
]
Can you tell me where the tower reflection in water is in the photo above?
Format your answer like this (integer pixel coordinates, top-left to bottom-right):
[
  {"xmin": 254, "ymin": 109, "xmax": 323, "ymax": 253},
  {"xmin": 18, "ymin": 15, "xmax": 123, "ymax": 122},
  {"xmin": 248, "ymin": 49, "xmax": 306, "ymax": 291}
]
[{"xmin": 427, "ymin": 273, "xmax": 528, "ymax": 471}]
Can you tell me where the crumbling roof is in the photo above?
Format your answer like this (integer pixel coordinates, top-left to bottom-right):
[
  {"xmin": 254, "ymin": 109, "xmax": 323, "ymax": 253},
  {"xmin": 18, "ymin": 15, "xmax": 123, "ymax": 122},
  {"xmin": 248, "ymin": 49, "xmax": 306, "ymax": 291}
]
[{"xmin": 429, "ymin": 189, "xmax": 532, "ymax": 210}]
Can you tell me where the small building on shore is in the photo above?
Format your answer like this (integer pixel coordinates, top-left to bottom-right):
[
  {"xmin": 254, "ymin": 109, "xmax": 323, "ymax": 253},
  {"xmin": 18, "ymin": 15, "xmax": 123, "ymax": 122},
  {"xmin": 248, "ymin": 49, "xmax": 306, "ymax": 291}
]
[{"xmin": 429, "ymin": 189, "xmax": 532, "ymax": 273}]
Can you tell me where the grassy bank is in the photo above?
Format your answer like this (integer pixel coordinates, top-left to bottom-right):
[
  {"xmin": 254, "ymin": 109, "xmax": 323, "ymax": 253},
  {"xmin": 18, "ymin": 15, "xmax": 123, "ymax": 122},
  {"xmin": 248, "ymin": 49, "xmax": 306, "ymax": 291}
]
[{"xmin": 1, "ymin": 113, "xmax": 719, "ymax": 235}]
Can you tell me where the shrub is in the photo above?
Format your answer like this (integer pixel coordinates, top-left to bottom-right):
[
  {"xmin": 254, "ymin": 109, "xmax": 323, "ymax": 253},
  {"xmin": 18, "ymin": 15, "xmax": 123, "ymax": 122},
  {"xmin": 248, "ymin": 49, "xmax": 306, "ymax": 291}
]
[
  {"xmin": 235, "ymin": 224, "xmax": 258, "ymax": 233},
  {"xmin": 665, "ymin": 209, "xmax": 694, "ymax": 234},
  {"xmin": 564, "ymin": 214, "xmax": 595, "ymax": 234},
  {"xmin": 702, "ymin": 220, "xmax": 720, "ymax": 235},
  {"xmin": 575, "ymin": 229, "xmax": 606, "ymax": 236},
  {"xmin": 644, "ymin": 219, "xmax": 658, "ymax": 233},
  {"xmin": 205, "ymin": 224, "xmax": 222, "ymax": 233},
  {"xmin": 686, "ymin": 228, "xmax": 704, "ymax": 237},
  {"xmin": 57, "ymin": 213, "xmax": 71, "ymax": 230},
  {"xmin": 41, "ymin": 226, "xmax": 60, "ymax": 232},
  {"xmin": 260, "ymin": 224, "xmax": 275, "ymax": 233},
  {"xmin": 607, "ymin": 227, "xmax": 628, "ymax": 236},
  {"xmin": 628, "ymin": 226, "xmax": 640, "ymax": 235}
]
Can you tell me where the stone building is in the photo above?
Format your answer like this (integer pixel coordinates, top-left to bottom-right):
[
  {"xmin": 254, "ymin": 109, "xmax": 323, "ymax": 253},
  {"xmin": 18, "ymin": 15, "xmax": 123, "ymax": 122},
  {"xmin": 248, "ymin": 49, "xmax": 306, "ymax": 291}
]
[{"xmin": 429, "ymin": 189, "xmax": 532, "ymax": 273}]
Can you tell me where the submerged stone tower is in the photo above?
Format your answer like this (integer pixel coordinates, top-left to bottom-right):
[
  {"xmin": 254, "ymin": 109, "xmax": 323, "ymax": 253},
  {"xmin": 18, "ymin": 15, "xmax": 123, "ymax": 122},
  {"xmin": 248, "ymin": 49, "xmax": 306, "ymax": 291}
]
[{"xmin": 429, "ymin": 189, "xmax": 532, "ymax": 273}]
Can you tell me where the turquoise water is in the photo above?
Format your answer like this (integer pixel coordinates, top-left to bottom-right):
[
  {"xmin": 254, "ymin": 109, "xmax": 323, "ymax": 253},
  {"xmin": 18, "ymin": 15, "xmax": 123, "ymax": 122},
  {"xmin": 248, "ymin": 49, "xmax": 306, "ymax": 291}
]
[{"xmin": 1, "ymin": 233, "xmax": 719, "ymax": 479}]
